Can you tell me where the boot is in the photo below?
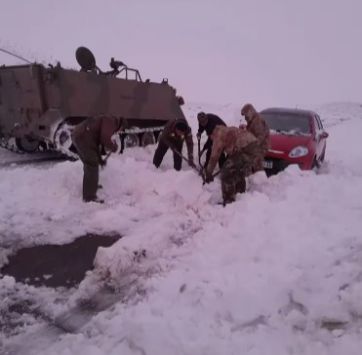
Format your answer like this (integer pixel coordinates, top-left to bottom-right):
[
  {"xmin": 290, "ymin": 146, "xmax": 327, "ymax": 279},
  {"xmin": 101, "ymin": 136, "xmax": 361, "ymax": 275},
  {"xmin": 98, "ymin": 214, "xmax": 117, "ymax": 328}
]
[
  {"xmin": 83, "ymin": 197, "xmax": 104, "ymax": 204},
  {"xmin": 236, "ymin": 178, "xmax": 246, "ymax": 194},
  {"xmin": 222, "ymin": 196, "xmax": 235, "ymax": 206}
]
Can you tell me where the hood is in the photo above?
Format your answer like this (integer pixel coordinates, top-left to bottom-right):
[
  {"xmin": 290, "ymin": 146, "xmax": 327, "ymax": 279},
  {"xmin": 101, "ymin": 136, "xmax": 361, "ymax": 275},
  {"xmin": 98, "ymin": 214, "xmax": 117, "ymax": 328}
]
[{"xmin": 269, "ymin": 131, "xmax": 312, "ymax": 153}]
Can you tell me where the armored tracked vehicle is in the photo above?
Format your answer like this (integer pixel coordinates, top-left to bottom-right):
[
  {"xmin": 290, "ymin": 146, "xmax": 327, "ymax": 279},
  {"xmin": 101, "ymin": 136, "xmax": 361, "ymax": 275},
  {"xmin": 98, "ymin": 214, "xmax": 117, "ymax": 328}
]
[{"xmin": 0, "ymin": 47, "xmax": 186, "ymax": 157}]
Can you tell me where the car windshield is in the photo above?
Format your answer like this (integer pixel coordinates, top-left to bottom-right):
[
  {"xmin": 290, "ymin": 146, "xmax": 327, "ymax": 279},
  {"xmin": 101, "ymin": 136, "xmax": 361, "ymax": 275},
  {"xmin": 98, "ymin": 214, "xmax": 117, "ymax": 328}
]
[{"xmin": 261, "ymin": 112, "xmax": 311, "ymax": 135}]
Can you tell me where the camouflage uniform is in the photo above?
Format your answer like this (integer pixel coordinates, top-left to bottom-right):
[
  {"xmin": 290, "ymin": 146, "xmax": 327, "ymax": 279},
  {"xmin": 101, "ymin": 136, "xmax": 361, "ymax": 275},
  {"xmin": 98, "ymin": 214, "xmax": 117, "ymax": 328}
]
[
  {"xmin": 71, "ymin": 116, "xmax": 122, "ymax": 202},
  {"xmin": 242, "ymin": 104, "xmax": 270, "ymax": 172},
  {"xmin": 153, "ymin": 118, "xmax": 194, "ymax": 170},
  {"xmin": 206, "ymin": 126, "xmax": 258, "ymax": 204}
]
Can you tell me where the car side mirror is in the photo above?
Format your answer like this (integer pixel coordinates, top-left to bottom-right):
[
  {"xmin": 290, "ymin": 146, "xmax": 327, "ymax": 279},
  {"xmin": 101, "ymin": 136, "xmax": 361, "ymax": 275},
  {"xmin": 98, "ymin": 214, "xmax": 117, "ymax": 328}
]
[{"xmin": 320, "ymin": 131, "xmax": 329, "ymax": 139}]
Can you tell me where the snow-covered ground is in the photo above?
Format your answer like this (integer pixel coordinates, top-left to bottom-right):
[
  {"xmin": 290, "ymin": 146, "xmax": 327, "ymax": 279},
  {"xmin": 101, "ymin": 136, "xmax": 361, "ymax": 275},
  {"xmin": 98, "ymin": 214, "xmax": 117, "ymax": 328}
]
[{"xmin": 1, "ymin": 102, "xmax": 362, "ymax": 355}]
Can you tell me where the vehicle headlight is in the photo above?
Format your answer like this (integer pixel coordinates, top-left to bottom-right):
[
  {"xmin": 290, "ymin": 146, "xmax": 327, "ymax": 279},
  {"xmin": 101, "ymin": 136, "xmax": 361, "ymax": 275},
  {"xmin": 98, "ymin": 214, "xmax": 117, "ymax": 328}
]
[{"xmin": 288, "ymin": 146, "xmax": 309, "ymax": 158}]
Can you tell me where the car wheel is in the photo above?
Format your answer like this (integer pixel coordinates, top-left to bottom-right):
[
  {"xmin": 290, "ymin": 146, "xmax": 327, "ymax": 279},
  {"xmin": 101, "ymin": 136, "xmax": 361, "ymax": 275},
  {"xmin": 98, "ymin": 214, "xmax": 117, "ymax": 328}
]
[
  {"xmin": 141, "ymin": 132, "xmax": 156, "ymax": 146},
  {"xmin": 312, "ymin": 156, "xmax": 320, "ymax": 170},
  {"xmin": 320, "ymin": 149, "xmax": 326, "ymax": 163},
  {"xmin": 53, "ymin": 122, "xmax": 79, "ymax": 160},
  {"xmin": 15, "ymin": 136, "xmax": 40, "ymax": 153},
  {"xmin": 123, "ymin": 133, "xmax": 140, "ymax": 148}
]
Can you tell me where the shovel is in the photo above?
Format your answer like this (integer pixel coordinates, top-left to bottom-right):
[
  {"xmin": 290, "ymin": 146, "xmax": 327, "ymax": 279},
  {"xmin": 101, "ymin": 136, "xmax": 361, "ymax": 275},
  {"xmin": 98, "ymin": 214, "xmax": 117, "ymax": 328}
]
[{"xmin": 171, "ymin": 146, "xmax": 221, "ymax": 184}]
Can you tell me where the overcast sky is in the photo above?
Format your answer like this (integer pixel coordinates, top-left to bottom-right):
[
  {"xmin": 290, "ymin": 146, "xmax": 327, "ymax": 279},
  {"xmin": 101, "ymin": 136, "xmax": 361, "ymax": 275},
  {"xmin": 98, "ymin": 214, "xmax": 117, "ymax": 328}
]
[{"xmin": 1, "ymin": 0, "xmax": 361, "ymax": 109}]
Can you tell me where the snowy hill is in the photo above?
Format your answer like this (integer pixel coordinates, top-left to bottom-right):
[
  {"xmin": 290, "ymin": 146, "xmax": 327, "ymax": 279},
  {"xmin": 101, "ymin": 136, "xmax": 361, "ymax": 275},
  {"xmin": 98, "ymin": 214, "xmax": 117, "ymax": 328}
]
[{"xmin": 1, "ymin": 102, "xmax": 362, "ymax": 355}]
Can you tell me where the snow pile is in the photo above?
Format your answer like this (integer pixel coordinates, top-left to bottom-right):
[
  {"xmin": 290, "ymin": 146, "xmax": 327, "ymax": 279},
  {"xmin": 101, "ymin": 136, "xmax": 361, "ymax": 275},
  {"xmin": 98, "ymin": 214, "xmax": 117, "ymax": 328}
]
[
  {"xmin": 1, "ymin": 102, "xmax": 362, "ymax": 354},
  {"xmin": 316, "ymin": 102, "xmax": 362, "ymax": 128}
]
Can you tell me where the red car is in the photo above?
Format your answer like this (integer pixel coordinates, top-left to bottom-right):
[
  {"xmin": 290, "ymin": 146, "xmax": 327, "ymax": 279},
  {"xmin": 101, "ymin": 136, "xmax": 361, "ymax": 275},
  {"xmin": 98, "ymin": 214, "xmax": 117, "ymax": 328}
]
[{"xmin": 260, "ymin": 108, "xmax": 328, "ymax": 175}]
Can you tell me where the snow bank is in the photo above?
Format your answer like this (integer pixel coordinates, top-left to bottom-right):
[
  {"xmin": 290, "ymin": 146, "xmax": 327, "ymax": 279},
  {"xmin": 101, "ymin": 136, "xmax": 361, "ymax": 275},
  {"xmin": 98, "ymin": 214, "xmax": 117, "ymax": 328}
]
[{"xmin": 1, "ymin": 102, "xmax": 362, "ymax": 355}]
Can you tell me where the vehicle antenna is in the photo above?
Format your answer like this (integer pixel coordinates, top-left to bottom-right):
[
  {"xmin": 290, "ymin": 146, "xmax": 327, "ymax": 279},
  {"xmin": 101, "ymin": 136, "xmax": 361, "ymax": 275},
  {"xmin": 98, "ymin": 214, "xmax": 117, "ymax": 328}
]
[{"xmin": 0, "ymin": 47, "xmax": 32, "ymax": 64}]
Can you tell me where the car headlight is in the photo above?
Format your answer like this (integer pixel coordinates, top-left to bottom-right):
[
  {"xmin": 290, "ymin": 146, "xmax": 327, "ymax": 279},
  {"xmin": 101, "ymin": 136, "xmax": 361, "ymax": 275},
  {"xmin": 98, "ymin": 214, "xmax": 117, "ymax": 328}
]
[{"xmin": 288, "ymin": 146, "xmax": 309, "ymax": 158}]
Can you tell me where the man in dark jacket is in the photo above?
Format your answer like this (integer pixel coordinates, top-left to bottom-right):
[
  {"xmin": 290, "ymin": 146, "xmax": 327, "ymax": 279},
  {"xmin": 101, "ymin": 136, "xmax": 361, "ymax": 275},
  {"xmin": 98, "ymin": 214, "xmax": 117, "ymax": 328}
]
[
  {"xmin": 197, "ymin": 112, "xmax": 227, "ymax": 169},
  {"xmin": 71, "ymin": 116, "xmax": 125, "ymax": 203},
  {"xmin": 153, "ymin": 118, "xmax": 195, "ymax": 171}
]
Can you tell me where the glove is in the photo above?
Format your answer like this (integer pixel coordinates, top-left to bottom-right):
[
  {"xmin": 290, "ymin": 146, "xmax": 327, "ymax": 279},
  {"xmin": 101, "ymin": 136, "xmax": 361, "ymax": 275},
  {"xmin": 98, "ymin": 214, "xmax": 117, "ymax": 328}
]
[
  {"xmin": 205, "ymin": 171, "xmax": 214, "ymax": 183},
  {"xmin": 99, "ymin": 158, "xmax": 107, "ymax": 167}
]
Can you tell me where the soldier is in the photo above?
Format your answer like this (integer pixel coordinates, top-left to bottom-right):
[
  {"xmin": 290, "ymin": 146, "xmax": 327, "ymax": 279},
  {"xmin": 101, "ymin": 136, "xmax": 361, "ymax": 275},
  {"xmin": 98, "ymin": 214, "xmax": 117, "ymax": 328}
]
[
  {"xmin": 241, "ymin": 103, "xmax": 270, "ymax": 172},
  {"xmin": 205, "ymin": 125, "xmax": 259, "ymax": 205},
  {"xmin": 153, "ymin": 118, "xmax": 195, "ymax": 171},
  {"xmin": 71, "ymin": 116, "xmax": 125, "ymax": 203},
  {"xmin": 197, "ymin": 112, "xmax": 227, "ymax": 169}
]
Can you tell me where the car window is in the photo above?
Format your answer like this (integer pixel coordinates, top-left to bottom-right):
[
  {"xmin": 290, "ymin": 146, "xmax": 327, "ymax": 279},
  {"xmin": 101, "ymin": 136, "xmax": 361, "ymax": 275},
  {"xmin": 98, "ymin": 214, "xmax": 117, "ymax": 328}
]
[{"xmin": 261, "ymin": 112, "xmax": 311, "ymax": 135}]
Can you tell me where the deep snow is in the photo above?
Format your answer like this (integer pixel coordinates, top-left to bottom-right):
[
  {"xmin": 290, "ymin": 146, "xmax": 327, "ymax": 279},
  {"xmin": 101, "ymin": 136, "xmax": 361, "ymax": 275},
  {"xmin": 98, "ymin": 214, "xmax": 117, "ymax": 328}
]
[{"xmin": 1, "ymin": 102, "xmax": 362, "ymax": 355}]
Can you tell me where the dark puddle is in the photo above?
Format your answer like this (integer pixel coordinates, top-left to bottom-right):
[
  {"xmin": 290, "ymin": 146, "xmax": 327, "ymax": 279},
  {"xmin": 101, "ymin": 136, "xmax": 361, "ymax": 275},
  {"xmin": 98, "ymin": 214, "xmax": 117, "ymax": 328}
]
[{"xmin": 1, "ymin": 234, "xmax": 121, "ymax": 288}]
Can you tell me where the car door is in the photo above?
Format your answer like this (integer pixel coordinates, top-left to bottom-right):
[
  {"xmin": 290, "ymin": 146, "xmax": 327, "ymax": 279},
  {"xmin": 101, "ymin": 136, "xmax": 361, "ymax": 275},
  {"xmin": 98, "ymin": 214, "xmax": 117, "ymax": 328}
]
[
  {"xmin": 314, "ymin": 115, "xmax": 327, "ymax": 160},
  {"xmin": 312, "ymin": 116, "xmax": 322, "ymax": 159},
  {"xmin": 316, "ymin": 115, "xmax": 328, "ymax": 158}
]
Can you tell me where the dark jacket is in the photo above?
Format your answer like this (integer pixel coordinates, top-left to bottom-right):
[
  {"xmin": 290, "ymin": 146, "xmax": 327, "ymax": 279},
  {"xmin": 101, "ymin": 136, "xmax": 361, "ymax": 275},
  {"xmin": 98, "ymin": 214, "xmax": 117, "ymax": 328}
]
[
  {"xmin": 197, "ymin": 113, "xmax": 226, "ymax": 151},
  {"xmin": 159, "ymin": 118, "xmax": 194, "ymax": 161},
  {"xmin": 72, "ymin": 116, "xmax": 122, "ymax": 154}
]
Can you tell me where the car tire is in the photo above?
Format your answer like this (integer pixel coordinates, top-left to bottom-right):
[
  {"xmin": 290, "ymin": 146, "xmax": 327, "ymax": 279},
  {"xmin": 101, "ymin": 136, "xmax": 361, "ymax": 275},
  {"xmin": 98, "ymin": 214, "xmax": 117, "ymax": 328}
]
[
  {"xmin": 312, "ymin": 157, "xmax": 320, "ymax": 170},
  {"xmin": 140, "ymin": 132, "xmax": 156, "ymax": 146},
  {"xmin": 123, "ymin": 133, "xmax": 140, "ymax": 148},
  {"xmin": 53, "ymin": 122, "xmax": 79, "ymax": 160},
  {"xmin": 320, "ymin": 149, "xmax": 326, "ymax": 163},
  {"xmin": 15, "ymin": 136, "xmax": 40, "ymax": 153}
]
